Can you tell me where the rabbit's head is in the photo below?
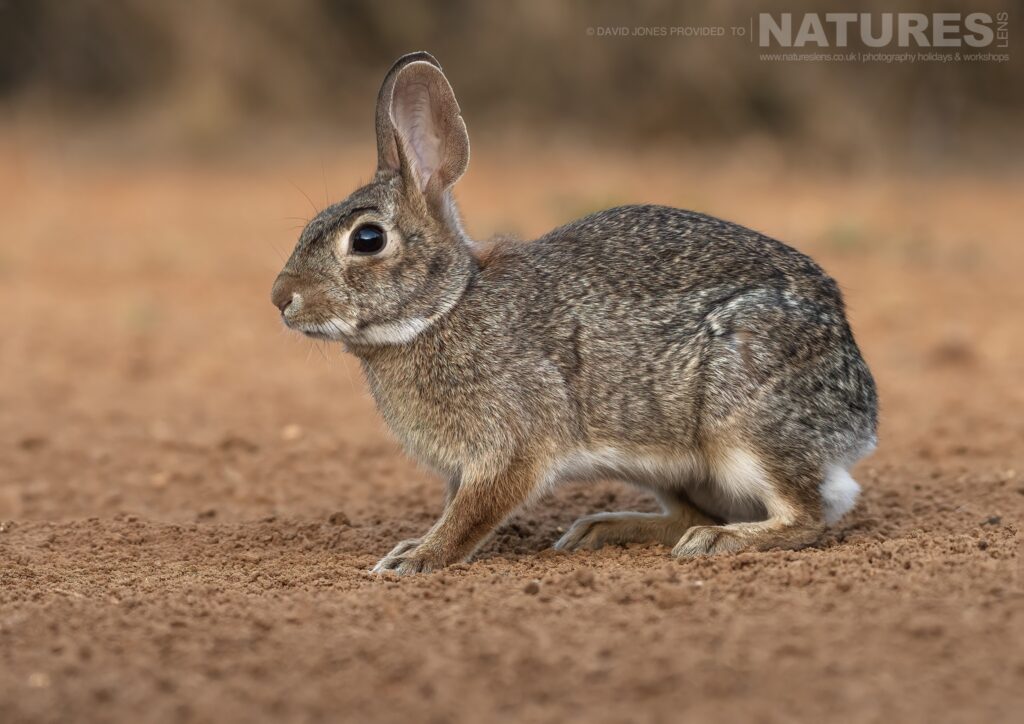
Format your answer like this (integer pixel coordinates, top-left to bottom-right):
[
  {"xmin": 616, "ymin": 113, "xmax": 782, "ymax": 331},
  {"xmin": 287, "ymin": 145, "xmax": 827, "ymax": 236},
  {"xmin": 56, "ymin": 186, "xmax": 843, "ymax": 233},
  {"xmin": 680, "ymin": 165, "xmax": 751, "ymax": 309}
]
[{"xmin": 271, "ymin": 52, "xmax": 473, "ymax": 346}]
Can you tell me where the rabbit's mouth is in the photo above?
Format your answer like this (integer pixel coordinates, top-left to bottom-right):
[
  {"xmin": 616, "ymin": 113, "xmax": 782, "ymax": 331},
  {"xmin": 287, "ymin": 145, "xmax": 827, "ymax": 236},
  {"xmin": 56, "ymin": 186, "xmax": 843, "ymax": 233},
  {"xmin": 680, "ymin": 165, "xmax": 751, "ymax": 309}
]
[
  {"xmin": 292, "ymin": 314, "xmax": 435, "ymax": 348},
  {"xmin": 299, "ymin": 328, "xmax": 338, "ymax": 341},
  {"xmin": 289, "ymin": 318, "xmax": 354, "ymax": 342},
  {"xmin": 274, "ymin": 288, "xmax": 358, "ymax": 341}
]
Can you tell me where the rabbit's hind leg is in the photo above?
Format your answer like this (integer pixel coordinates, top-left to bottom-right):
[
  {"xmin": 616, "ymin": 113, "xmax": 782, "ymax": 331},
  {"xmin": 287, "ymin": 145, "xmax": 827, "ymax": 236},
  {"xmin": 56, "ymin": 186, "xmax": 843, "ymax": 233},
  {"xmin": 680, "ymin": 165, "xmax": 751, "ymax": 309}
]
[
  {"xmin": 555, "ymin": 490, "xmax": 715, "ymax": 552},
  {"xmin": 672, "ymin": 455, "xmax": 825, "ymax": 557}
]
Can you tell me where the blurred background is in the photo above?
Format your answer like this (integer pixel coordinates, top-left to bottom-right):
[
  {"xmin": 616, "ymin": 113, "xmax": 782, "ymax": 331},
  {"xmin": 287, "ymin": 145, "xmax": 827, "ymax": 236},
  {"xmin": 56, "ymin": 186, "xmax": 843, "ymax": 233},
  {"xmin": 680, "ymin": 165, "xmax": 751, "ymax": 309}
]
[
  {"xmin": 1, "ymin": 3, "xmax": 1022, "ymax": 723},
  {"xmin": 1, "ymin": 0, "xmax": 1022, "ymax": 507},
  {"xmin": 1, "ymin": 0, "xmax": 1022, "ymax": 513},
  {"xmin": 1, "ymin": 0, "xmax": 1021, "ymax": 167}
]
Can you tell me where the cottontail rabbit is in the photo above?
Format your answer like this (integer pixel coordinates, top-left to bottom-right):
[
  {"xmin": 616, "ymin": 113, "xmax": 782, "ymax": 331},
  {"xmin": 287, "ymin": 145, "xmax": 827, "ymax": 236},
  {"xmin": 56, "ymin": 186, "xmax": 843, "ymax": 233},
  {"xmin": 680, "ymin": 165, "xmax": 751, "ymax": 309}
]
[{"xmin": 271, "ymin": 52, "xmax": 878, "ymax": 574}]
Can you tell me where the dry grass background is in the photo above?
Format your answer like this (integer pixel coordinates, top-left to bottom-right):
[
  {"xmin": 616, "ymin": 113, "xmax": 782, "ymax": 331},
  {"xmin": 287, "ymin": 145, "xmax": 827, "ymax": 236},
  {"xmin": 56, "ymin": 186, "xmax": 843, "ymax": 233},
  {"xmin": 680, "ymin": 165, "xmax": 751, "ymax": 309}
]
[{"xmin": 1, "ymin": 0, "xmax": 1022, "ymax": 165}]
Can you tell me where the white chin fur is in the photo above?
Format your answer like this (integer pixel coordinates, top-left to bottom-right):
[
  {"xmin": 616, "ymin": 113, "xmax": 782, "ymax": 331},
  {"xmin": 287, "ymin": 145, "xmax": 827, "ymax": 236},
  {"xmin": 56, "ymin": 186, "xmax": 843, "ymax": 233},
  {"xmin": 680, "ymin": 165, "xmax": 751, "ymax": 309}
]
[
  {"xmin": 352, "ymin": 317, "xmax": 430, "ymax": 345},
  {"xmin": 293, "ymin": 316, "xmax": 430, "ymax": 346},
  {"xmin": 292, "ymin": 318, "xmax": 355, "ymax": 340}
]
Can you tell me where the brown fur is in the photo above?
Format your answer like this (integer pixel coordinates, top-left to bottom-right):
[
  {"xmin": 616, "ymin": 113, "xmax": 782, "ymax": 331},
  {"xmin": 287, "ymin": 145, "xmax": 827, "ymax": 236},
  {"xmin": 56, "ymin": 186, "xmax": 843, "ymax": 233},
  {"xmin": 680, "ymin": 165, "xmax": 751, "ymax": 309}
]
[{"xmin": 271, "ymin": 53, "xmax": 878, "ymax": 574}]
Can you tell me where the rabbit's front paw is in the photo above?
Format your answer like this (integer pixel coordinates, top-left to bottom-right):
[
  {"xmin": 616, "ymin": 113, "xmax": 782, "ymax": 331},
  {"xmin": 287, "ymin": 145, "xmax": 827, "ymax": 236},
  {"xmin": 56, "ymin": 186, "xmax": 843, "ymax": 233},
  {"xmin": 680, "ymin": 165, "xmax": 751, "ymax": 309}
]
[{"xmin": 371, "ymin": 538, "xmax": 442, "ymax": 575}]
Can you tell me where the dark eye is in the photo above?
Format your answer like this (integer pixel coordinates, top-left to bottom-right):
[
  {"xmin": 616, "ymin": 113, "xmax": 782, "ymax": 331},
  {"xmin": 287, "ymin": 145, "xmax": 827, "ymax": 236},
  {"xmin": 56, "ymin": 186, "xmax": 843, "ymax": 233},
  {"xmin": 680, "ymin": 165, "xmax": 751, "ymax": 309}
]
[{"xmin": 350, "ymin": 224, "xmax": 387, "ymax": 255}]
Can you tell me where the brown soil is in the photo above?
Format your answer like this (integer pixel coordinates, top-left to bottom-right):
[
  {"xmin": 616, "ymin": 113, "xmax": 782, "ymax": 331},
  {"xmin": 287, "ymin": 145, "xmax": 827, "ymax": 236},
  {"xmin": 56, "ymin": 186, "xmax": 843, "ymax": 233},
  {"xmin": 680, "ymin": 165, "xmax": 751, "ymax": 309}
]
[{"xmin": 0, "ymin": 140, "xmax": 1021, "ymax": 723}]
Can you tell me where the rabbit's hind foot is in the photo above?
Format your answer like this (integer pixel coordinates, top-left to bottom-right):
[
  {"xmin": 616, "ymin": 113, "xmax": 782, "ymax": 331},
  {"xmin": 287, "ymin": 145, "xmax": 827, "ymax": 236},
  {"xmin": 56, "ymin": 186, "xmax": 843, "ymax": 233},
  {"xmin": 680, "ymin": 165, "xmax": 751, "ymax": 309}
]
[
  {"xmin": 672, "ymin": 516, "xmax": 825, "ymax": 557},
  {"xmin": 555, "ymin": 501, "xmax": 714, "ymax": 552}
]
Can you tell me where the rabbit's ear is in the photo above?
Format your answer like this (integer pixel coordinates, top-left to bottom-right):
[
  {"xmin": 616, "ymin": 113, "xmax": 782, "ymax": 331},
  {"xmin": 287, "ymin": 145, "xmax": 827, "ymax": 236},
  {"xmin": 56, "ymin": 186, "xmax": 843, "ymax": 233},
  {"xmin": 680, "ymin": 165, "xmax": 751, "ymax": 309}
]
[
  {"xmin": 375, "ymin": 52, "xmax": 440, "ymax": 173},
  {"xmin": 375, "ymin": 53, "xmax": 469, "ymax": 197}
]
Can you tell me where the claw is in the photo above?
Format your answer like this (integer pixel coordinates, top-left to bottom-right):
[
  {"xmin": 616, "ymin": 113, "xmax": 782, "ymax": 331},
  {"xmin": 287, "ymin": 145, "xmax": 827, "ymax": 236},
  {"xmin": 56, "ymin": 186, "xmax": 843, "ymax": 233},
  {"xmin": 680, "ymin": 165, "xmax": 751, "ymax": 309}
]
[
  {"xmin": 555, "ymin": 515, "xmax": 615, "ymax": 551},
  {"xmin": 671, "ymin": 525, "xmax": 747, "ymax": 557},
  {"xmin": 371, "ymin": 538, "xmax": 441, "ymax": 575}
]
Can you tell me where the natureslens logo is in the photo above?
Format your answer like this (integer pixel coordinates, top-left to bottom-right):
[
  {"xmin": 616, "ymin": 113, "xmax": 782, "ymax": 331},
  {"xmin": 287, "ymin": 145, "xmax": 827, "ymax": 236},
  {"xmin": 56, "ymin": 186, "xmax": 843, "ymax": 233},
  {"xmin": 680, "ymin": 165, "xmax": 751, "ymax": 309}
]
[
  {"xmin": 758, "ymin": 12, "xmax": 1009, "ymax": 48},
  {"xmin": 583, "ymin": 12, "xmax": 1010, "ymax": 63}
]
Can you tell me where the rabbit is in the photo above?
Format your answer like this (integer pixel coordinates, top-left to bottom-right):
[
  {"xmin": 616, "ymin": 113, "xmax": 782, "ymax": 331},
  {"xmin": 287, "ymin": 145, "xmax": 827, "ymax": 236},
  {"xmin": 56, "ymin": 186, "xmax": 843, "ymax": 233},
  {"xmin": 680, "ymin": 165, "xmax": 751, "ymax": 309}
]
[{"xmin": 271, "ymin": 52, "xmax": 878, "ymax": 575}]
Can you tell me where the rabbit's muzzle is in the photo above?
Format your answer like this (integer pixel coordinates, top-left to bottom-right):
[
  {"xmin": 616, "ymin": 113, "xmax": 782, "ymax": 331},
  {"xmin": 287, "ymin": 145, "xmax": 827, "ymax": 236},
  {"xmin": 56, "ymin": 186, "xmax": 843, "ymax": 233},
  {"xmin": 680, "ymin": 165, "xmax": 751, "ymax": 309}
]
[
  {"xmin": 271, "ymin": 273, "xmax": 298, "ymax": 315},
  {"xmin": 271, "ymin": 271, "xmax": 327, "ymax": 327},
  {"xmin": 271, "ymin": 271, "xmax": 353, "ymax": 341},
  {"xmin": 271, "ymin": 272, "xmax": 302, "ymax": 318}
]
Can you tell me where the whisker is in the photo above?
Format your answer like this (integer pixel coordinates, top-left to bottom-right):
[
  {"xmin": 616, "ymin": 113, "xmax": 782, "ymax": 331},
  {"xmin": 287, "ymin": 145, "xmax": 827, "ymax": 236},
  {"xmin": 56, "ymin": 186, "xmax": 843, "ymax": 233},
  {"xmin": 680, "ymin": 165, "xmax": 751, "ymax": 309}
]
[
  {"xmin": 268, "ymin": 241, "xmax": 287, "ymax": 264},
  {"xmin": 321, "ymin": 159, "xmax": 330, "ymax": 208},
  {"xmin": 313, "ymin": 339, "xmax": 329, "ymax": 363},
  {"xmin": 289, "ymin": 180, "xmax": 320, "ymax": 218},
  {"xmin": 334, "ymin": 333, "xmax": 360, "ymax": 396}
]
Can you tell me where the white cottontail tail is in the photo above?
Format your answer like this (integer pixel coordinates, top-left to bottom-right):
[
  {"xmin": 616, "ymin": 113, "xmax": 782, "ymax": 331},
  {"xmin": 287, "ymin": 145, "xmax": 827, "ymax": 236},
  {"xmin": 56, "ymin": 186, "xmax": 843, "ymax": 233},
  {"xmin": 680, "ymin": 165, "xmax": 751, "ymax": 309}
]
[{"xmin": 272, "ymin": 52, "xmax": 878, "ymax": 574}]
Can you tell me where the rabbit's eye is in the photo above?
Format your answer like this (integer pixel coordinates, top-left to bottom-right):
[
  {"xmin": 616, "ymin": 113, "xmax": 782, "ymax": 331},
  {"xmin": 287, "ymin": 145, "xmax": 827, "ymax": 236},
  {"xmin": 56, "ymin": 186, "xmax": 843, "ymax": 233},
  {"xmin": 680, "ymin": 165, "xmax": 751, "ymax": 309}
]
[{"xmin": 350, "ymin": 224, "xmax": 387, "ymax": 255}]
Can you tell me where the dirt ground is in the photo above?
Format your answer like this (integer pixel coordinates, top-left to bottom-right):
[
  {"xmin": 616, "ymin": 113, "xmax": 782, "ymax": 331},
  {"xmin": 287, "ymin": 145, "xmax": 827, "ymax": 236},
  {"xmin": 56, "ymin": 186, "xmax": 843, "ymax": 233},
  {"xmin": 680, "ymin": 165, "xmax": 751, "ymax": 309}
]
[{"xmin": 0, "ymin": 136, "xmax": 1021, "ymax": 724}]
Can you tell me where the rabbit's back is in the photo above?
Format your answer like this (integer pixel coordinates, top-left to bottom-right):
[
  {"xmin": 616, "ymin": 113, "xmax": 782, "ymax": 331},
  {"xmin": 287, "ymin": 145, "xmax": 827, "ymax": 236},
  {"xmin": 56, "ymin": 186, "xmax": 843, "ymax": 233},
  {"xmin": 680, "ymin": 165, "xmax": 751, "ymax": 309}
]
[
  {"xmin": 529, "ymin": 205, "xmax": 843, "ymax": 314},
  {"xmin": 474, "ymin": 204, "xmax": 877, "ymax": 462}
]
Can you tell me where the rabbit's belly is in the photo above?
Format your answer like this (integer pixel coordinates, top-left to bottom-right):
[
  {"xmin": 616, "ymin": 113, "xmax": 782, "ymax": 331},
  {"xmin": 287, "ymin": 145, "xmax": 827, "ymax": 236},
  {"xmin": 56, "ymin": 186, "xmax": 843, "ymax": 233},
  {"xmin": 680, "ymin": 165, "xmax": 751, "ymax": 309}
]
[
  {"xmin": 546, "ymin": 445, "xmax": 792, "ymax": 523},
  {"xmin": 543, "ymin": 447, "xmax": 704, "ymax": 490}
]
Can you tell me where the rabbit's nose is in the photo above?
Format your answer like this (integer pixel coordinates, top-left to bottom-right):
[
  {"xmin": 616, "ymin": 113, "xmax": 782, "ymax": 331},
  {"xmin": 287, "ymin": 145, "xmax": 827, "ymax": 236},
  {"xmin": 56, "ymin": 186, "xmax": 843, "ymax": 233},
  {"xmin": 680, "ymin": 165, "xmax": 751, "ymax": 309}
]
[{"xmin": 271, "ymin": 276, "xmax": 297, "ymax": 314}]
